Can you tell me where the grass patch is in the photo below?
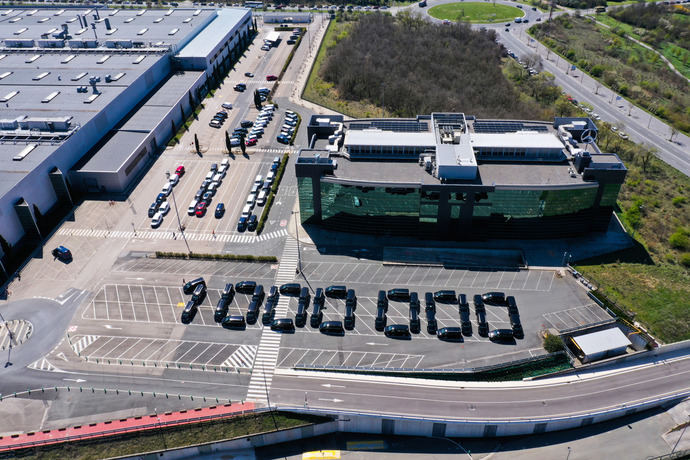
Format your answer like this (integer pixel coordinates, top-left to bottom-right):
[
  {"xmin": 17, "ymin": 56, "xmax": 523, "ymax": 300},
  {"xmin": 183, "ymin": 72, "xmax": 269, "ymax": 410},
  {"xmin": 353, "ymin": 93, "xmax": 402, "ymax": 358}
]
[
  {"xmin": 256, "ymin": 152, "xmax": 289, "ymax": 235},
  {"xmin": 428, "ymin": 2, "xmax": 524, "ymax": 23},
  {"xmin": 18, "ymin": 411, "xmax": 329, "ymax": 460},
  {"xmin": 155, "ymin": 252, "xmax": 277, "ymax": 263}
]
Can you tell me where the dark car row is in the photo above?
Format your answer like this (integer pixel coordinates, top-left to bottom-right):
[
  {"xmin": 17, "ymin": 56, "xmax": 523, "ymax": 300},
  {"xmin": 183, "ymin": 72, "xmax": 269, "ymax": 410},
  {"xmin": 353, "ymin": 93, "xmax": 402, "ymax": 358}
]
[{"xmin": 180, "ymin": 280, "xmax": 521, "ymax": 343}]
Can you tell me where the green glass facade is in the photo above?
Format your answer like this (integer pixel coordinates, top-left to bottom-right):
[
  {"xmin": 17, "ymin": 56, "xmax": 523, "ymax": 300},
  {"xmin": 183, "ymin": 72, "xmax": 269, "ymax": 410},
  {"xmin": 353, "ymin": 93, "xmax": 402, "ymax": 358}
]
[
  {"xmin": 298, "ymin": 177, "xmax": 315, "ymax": 222},
  {"xmin": 599, "ymin": 183, "xmax": 621, "ymax": 207},
  {"xmin": 471, "ymin": 188, "xmax": 598, "ymax": 219},
  {"xmin": 319, "ymin": 182, "xmax": 420, "ymax": 221}
]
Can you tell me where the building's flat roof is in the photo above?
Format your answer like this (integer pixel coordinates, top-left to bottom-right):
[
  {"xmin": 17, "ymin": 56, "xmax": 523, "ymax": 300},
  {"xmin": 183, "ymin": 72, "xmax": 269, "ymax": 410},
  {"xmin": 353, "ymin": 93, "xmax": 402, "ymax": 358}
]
[
  {"xmin": 470, "ymin": 131, "xmax": 565, "ymax": 149},
  {"xmin": 345, "ymin": 129, "xmax": 435, "ymax": 147},
  {"xmin": 78, "ymin": 130, "xmax": 149, "ymax": 172},
  {"xmin": 573, "ymin": 328, "xmax": 631, "ymax": 356},
  {"xmin": 0, "ymin": 7, "xmax": 215, "ymax": 46},
  {"xmin": 176, "ymin": 8, "xmax": 249, "ymax": 58}
]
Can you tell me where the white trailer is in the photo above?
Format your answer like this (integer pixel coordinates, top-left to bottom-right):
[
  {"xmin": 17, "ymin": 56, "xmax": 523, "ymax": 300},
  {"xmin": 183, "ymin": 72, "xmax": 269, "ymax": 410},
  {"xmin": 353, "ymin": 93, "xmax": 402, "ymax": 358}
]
[{"xmin": 264, "ymin": 31, "xmax": 280, "ymax": 45}]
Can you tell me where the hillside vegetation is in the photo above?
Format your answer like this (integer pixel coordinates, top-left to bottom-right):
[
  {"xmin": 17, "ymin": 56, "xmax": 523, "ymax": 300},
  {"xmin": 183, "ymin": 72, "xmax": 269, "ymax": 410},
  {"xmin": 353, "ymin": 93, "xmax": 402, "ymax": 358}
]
[
  {"xmin": 531, "ymin": 14, "xmax": 690, "ymax": 134},
  {"xmin": 318, "ymin": 12, "xmax": 551, "ymax": 120}
]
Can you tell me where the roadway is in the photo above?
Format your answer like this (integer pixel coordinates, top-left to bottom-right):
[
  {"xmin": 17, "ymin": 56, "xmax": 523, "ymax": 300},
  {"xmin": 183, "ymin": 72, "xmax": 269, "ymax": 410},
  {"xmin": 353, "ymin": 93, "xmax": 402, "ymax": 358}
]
[{"xmin": 269, "ymin": 352, "xmax": 690, "ymax": 421}]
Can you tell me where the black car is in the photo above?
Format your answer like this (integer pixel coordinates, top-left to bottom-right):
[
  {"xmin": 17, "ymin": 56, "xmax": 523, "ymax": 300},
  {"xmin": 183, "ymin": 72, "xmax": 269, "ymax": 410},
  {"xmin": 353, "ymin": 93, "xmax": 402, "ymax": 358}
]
[
  {"xmin": 507, "ymin": 296, "xmax": 518, "ymax": 313},
  {"xmin": 148, "ymin": 202, "xmax": 160, "ymax": 218},
  {"xmin": 246, "ymin": 300, "xmax": 260, "ymax": 324},
  {"xmin": 426, "ymin": 308, "xmax": 438, "ymax": 334},
  {"xmin": 482, "ymin": 291, "xmax": 507, "ymax": 306},
  {"xmin": 183, "ymin": 277, "xmax": 205, "ymax": 295},
  {"xmin": 387, "ymin": 288, "xmax": 410, "ymax": 301},
  {"xmin": 410, "ymin": 292, "xmax": 420, "ymax": 312},
  {"xmin": 240, "ymin": 120, "xmax": 254, "ymax": 128},
  {"xmin": 313, "ymin": 288, "xmax": 325, "ymax": 308},
  {"xmin": 214, "ymin": 297, "xmax": 229, "ymax": 323},
  {"xmin": 424, "ymin": 292, "xmax": 436, "ymax": 312},
  {"xmin": 375, "ymin": 306, "xmax": 387, "ymax": 331},
  {"xmin": 345, "ymin": 289, "xmax": 357, "ymax": 310},
  {"xmin": 237, "ymin": 216, "xmax": 248, "ymax": 232},
  {"xmin": 310, "ymin": 301, "xmax": 323, "ymax": 328},
  {"xmin": 234, "ymin": 83, "xmax": 247, "ymax": 91},
  {"xmin": 156, "ymin": 192, "xmax": 166, "ymax": 204},
  {"xmin": 267, "ymin": 285, "xmax": 279, "ymax": 301},
  {"xmin": 262, "ymin": 297, "xmax": 276, "ymax": 325},
  {"xmin": 296, "ymin": 289, "xmax": 310, "ymax": 327},
  {"xmin": 221, "ymin": 315, "xmax": 246, "ymax": 330},
  {"xmin": 235, "ymin": 280, "xmax": 257, "ymax": 294},
  {"xmin": 344, "ymin": 303, "xmax": 356, "ymax": 330},
  {"xmin": 252, "ymin": 284, "xmax": 265, "ymax": 303},
  {"xmin": 247, "ymin": 215, "xmax": 258, "ymax": 231},
  {"xmin": 384, "ymin": 324, "xmax": 411, "ymax": 339},
  {"xmin": 433, "ymin": 290, "xmax": 457, "ymax": 304},
  {"xmin": 319, "ymin": 321, "xmax": 344, "ymax": 336},
  {"xmin": 377, "ymin": 290, "xmax": 389, "ymax": 312},
  {"xmin": 437, "ymin": 327, "xmax": 463, "ymax": 342},
  {"xmin": 191, "ymin": 283, "xmax": 207, "ymax": 304},
  {"xmin": 180, "ymin": 300, "xmax": 198, "ymax": 324},
  {"xmin": 271, "ymin": 318, "xmax": 295, "ymax": 333},
  {"xmin": 233, "ymin": 127, "xmax": 248, "ymax": 134},
  {"xmin": 280, "ymin": 283, "xmax": 301, "ymax": 296},
  {"xmin": 52, "ymin": 246, "xmax": 72, "ymax": 261},
  {"xmin": 325, "ymin": 285, "xmax": 347, "ymax": 299},
  {"xmin": 489, "ymin": 328, "xmax": 514, "ymax": 342},
  {"xmin": 215, "ymin": 203, "xmax": 225, "ymax": 218},
  {"xmin": 409, "ymin": 307, "xmax": 420, "ymax": 334}
]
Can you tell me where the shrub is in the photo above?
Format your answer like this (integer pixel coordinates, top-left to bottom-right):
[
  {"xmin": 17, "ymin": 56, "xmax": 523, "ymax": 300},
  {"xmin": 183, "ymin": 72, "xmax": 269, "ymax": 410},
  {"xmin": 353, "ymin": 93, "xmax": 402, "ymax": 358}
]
[
  {"xmin": 543, "ymin": 333, "xmax": 564, "ymax": 353},
  {"xmin": 672, "ymin": 196, "xmax": 687, "ymax": 207},
  {"xmin": 590, "ymin": 64, "xmax": 604, "ymax": 77},
  {"xmin": 669, "ymin": 229, "xmax": 690, "ymax": 250},
  {"xmin": 680, "ymin": 253, "xmax": 690, "ymax": 268}
]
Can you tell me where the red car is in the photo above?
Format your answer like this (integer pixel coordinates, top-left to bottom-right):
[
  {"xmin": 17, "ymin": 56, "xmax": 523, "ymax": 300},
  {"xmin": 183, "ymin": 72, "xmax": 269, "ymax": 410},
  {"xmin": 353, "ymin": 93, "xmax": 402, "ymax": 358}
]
[
  {"xmin": 195, "ymin": 201, "xmax": 207, "ymax": 217},
  {"xmin": 175, "ymin": 165, "xmax": 185, "ymax": 176},
  {"xmin": 266, "ymin": 75, "xmax": 278, "ymax": 81},
  {"xmin": 246, "ymin": 137, "xmax": 258, "ymax": 146}
]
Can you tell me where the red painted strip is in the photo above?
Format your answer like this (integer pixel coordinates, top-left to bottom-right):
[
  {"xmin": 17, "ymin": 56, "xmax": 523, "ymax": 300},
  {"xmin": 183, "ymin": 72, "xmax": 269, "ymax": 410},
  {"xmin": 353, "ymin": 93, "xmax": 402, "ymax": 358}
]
[{"xmin": 0, "ymin": 402, "xmax": 255, "ymax": 451}]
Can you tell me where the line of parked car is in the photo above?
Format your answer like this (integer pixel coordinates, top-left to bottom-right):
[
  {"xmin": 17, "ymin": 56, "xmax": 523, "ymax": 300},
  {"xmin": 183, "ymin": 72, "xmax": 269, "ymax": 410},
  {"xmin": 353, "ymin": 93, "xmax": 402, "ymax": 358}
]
[
  {"xmin": 149, "ymin": 164, "xmax": 185, "ymax": 228},
  {"xmin": 180, "ymin": 278, "xmax": 523, "ymax": 343},
  {"xmin": 276, "ymin": 110, "xmax": 298, "ymax": 145},
  {"xmin": 208, "ymin": 108, "xmax": 229, "ymax": 129},
  {"xmin": 187, "ymin": 160, "xmax": 230, "ymax": 219},
  {"xmin": 229, "ymin": 100, "xmax": 274, "ymax": 148},
  {"xmin": 237, "ymin": 156, "xmax": 280, "ymax": 232}
]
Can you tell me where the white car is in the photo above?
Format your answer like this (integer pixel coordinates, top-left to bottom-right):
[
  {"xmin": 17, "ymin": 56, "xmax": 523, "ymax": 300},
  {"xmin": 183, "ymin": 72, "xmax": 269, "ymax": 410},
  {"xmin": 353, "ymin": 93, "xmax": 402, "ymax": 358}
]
[
  {"xmin": 151, "ymin": 211, "xmax": 164, "ymax": 228},
  {"xmin": 230, "ymin": 137, "xmax": 241, "ymax": 147},
  {"xmin": 159, "ymin": 201, "xmax": 170, "ymax": 215},
  {"xmin": 222, "ymin": 102, "xmax": 233, "ymax": 110},
  {"xmin": 162, "ymin": 183, "xmax": 172, "ymax": 196},
  {"xmin": 168, "ymin": 174, "xmax": 179, "ymax": 186}
]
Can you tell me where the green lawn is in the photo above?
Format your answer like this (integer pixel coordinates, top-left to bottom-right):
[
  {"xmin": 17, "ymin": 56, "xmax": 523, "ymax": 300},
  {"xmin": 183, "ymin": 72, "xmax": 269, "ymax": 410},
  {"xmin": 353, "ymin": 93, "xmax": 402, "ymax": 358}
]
[{"xmin": 428, "ymin": 2, "xmax": 524, "ymax": 23}]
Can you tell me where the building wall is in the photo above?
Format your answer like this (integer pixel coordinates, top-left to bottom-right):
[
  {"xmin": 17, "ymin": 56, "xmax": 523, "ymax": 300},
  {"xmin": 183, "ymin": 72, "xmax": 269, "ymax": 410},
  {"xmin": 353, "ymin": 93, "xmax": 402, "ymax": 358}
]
[{"xmin": 298, "ymin": 178, "xmax": 617, "ymax": 240}]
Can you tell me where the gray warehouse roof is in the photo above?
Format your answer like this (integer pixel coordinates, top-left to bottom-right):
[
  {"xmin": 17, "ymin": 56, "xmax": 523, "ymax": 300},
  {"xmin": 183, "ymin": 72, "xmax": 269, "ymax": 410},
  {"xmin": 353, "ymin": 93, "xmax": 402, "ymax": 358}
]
[
  {"xmin": 573, "ymin": 328, "xmax": 632, "ymax": 356},
  {"xmin": 176, "ymin": 8, "xmax": 250, "ymax": 58}
]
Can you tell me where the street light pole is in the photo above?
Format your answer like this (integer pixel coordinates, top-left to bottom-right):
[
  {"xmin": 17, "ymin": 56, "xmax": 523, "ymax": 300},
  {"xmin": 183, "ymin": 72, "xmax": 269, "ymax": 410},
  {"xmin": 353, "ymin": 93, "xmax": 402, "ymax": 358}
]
[
  {"xmin": 166, "ymin": 171, "xmax": 191, "ymax": 254},
  {"xmin": 292, "ymin": 210, "xmax": 302, "ymax": 274}
]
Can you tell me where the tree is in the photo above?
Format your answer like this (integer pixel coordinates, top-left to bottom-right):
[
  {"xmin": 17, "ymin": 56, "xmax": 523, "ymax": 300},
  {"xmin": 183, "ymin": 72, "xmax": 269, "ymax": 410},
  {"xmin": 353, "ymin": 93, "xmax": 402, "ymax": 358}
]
[
  {"xmin": 669, "ymin": 126, "xmax": 678, "ymax": 142},
  {"xmin": 194, "ymin": 133, "xmax": 200, "ymax": 153},
  {"xmin": 254, "ymin": 89, "xmax": 262, "ymax": 110},
  {"xmin": 639, "ymin": 146, "xmax": 657, "ymax": 174},
  {"xmin": 225, "ymin": 131, "xmax": 232, "ymax": 154},
  {"xmin": 543, "ymin": 333, "xmax": 564, "ymax": 353},
  {"xmin": 240, "ymin": 138, "xmax": 246, "ymax": 155}
]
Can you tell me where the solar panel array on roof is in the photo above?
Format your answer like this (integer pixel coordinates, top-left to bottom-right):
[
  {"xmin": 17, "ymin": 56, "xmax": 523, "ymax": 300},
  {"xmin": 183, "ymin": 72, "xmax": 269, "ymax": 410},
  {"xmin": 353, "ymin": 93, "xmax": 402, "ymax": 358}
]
[
  {"xmin": 474, "ymin": 121, "xmax": 549, "ymax": 134},
  {"xmin": 349, "ymin": 120, "xmax": 428, "ymax": 132}
]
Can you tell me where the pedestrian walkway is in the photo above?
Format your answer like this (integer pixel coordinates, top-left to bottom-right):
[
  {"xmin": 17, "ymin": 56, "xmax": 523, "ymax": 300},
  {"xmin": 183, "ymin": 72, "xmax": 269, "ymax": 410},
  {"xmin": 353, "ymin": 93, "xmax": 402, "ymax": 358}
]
[
  {"xmin": 245, "ymin": 237, "xmax": 299, "ymax": 404},
  {"xmin": 27, "ymin": 357, "xmax": 61, "ymax": 372},
  {"xmin": 56, "ymin": 228, "xmax": 288, "ymax": 243},
  {"xmin": 0, "ymin": 319, "xmax": 32, "ymax": 351}
]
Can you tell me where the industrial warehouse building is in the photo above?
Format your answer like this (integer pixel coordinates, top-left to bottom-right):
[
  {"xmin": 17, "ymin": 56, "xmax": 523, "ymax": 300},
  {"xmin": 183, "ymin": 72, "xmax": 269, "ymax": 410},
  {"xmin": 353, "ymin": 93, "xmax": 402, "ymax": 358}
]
[
  {"xmin": 0, "ymin": 6, "xmax": 253, "ymax": 276},
  {"xmin": 296, "ymin": 113, "xmax": 627, "ymax": 240}
]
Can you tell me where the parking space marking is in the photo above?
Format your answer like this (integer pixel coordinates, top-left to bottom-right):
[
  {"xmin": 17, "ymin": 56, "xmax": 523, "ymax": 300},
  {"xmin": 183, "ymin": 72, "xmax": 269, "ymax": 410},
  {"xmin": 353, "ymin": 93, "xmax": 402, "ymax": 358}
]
[
  {"xmin": 543, "ymin": 303, "xmax": 614, "ymax": 331},
  {"xmin": 277, "ymin": 347, "xmax": 425, "ymax": 370},
  {"xmin": 222, "ymin": 345, "xmax": 258, "ymax": 369},
  {"xmin": 71, "ymin": 335, "xmax": 99, "ymax": 355},
  {"xmin": 28, "ymin": 358, "xmax": 61, "ymax": 373}
]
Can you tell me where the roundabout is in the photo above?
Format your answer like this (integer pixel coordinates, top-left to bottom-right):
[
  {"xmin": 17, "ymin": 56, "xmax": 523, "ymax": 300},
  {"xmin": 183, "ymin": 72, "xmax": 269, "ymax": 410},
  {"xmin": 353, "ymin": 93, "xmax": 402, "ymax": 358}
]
[{"xmin": 428, "ymin": 2, "xmax": 525, "ymax": 23}]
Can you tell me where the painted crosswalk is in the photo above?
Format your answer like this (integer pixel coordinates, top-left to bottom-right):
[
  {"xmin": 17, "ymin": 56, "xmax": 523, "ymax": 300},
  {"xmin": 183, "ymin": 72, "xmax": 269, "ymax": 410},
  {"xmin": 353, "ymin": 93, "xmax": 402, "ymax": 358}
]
[
  {"xmin": 56, "ymin": 228, "xmax": 288, "ymax": 243},
  {"xmin": 246, "ymin": 237, "xmax": 299, "ymax": 404},
  {"xmin": 221, "ymin": 345, "xmax": 258, "ymax": 369},
  {"xmin": 28, "ymin": 358, "xmax": 61, "ymax": 372},
  {"xmin": 70, "ymin": 335, "xmax": 99, "ymax": 356}
]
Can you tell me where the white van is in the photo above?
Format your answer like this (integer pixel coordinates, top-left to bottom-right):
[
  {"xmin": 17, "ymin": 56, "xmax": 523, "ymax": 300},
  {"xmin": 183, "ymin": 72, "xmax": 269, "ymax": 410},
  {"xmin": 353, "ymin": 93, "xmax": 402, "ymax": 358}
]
[
  {"xmin": 205, "ymin": 171, "xmax": 214, "ymax": 181},
  {"xmin": 207, "ymin": 182, "xmax": 218, "ymax": 195},
  {"xmin": 266, "ymin": 171, "xmax": 275, "ymax": 185},
  {"xmin": 254, "ymin": 174, "xmax": 263, "ymax": 186},
  {"xmin": 241, "ymin": 204, "xmax": 252, "ymax": 217},
  {"xmin": 246, "ymin": 193, "xmax": 256, "ymax": 208},
  {"xmin": 212, "ymin": 173, "xmax": 223, "ymax": 183},
  {"xmin": 257, "ymin": 189, "xmax": 267, "ymax": 206},
  {"xmin": 162, "ymin": 182, "xmax": 172, "ymax": 196},
  {"xmin": 188, "ymin": 200, "xmax": 197, "ymax": 215}
]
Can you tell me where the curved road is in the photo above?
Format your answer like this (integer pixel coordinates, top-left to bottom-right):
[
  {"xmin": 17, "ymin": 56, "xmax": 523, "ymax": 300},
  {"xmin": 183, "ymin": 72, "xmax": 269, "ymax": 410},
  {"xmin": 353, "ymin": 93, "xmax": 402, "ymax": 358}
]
[{"xmin": 269, "ymin": 352, "xmax": 690, "ymax": 421}]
